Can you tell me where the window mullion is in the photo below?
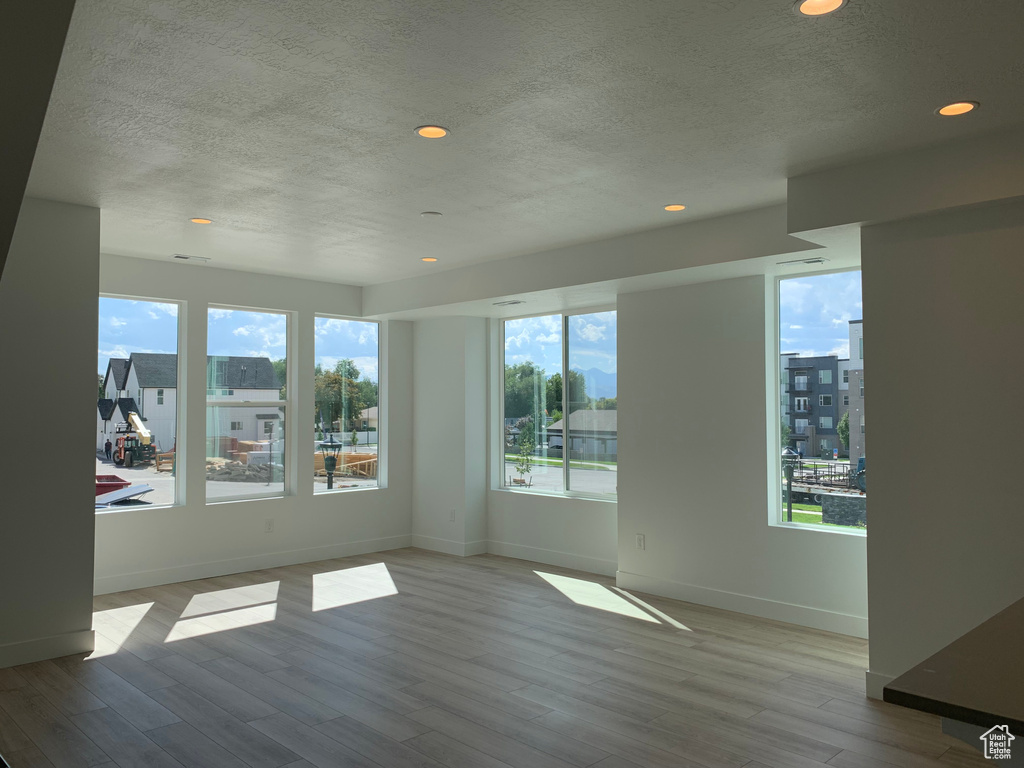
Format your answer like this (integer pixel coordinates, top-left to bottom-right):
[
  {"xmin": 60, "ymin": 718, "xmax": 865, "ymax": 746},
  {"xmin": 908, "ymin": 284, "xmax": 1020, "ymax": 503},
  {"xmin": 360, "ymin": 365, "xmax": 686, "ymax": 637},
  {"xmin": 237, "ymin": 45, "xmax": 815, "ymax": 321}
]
[{"xmin": 562, "ymin": 314, "xmax": 569, "ymax": 492}]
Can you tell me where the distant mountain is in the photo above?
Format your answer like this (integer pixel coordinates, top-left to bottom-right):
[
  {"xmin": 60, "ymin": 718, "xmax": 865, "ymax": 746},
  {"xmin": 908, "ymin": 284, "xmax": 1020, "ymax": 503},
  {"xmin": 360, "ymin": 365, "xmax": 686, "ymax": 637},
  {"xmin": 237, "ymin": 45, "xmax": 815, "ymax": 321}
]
[{"xmin": 571, "ymin": 366, "xmax": 617, "ymax": 400}]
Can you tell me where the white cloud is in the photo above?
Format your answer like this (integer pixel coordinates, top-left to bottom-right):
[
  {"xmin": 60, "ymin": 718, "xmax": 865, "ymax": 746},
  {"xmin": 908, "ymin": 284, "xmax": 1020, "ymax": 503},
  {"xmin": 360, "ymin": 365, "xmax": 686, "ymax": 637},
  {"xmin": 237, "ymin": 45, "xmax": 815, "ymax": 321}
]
[
  {"xmin": 98, "ymin": 346, "xmax": 129, "ymax": 358},
  {"xmin": 208, "ymin": 308, "xmax": 234, "ymax": 320},
  {"xmin": 151, "ymin": 303, "xmax": 178, "ymax": 317},
  {"xmin": 109, "ymin": 317, "xmax": 127, "ymax": 327},
  {"xmin": 148, "ymin": 311, "xmax": 160, "ymax": 320},
  {"xmin": 535, "ymin": 332, "xmax": 561, "ymax": 344},
  {"xmin": 789, "ymin": 324, "xmax": 803, "ymax": 330},
  {"xmin": 233, "ymin": 326, "xmax": 252, "ymax": 336},
  {"xmin": 576, "ymin": 323, "xmax": 605, "ymax": 342}
]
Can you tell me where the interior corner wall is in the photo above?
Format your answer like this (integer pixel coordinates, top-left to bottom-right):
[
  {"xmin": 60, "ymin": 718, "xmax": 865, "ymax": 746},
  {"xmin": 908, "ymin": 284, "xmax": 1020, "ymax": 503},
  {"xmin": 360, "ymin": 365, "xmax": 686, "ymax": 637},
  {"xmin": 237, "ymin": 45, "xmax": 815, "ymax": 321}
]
[
  {"xmin": 1, "ymin": 198, "xmax": 99, "ymax": 667},
  {"xmin": 94, "ymin": 255, "xmax": 414, "ymax": 594},
  {"xmin": 616, "ymin": 276, "xmax": 868, "ymax": 637},
  {"xmin": 411, "ymin": 316, "xmax": 488, "ymax": 556},
  {"xmin": 863, "ymin": 197, "xmax": 1024, "ymax": 695}
]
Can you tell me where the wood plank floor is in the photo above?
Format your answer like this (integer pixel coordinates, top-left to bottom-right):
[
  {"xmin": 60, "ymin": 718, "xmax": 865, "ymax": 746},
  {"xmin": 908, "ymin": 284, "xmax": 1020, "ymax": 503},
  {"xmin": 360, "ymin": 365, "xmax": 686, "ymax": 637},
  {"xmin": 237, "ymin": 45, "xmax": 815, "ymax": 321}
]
[{"xmin": 0, "ymin": 549, "xmax": 988, "ymax": 767}]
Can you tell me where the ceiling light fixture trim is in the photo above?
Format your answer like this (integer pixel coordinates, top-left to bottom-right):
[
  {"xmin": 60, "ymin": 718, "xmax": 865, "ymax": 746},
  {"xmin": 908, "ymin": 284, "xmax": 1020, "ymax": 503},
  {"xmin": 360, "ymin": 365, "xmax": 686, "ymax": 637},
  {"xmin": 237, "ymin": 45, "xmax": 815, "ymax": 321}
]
[
  {"xmin": 936, "ymin": 101, "xmax": 979, "ymax": 116},
  {"xmin": 664, "ymin": 204, "xmax": 686, "ymax": 212},
  {"xmin": 793, "ymin": 0, "xmax": 848, "ymax": 16},
  {"xmin": 421, "ymin": 257, "xmax": 439, "ymax": 262},
  {"xmin": 414, "ymin": 125, "xmax": 451, "ymax": 139},
  {"xmin": 189, "ymin": 217, "xmax": 213, "ymax": 224}
]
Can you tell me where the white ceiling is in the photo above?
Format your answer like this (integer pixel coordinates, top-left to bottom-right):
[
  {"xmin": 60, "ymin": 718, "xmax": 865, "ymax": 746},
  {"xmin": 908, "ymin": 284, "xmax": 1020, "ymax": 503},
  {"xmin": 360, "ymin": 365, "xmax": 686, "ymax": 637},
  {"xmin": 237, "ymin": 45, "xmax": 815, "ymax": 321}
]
[{"xmin": 29, "ymin": 0, "xmax": 1024, "ymax": 286}]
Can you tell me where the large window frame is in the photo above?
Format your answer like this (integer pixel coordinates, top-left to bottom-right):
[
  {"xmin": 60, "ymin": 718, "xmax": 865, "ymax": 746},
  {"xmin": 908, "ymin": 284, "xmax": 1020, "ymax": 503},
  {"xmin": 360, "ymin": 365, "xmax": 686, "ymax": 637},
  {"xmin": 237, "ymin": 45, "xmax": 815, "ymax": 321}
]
[
  {"xmin": 205, "ymin": 304, "xmax": 294, "ymax": 505},
  {"xmin": 767, "ymin": 269, "xmax": 865, "ymax": 536},
  {"xmin": 498, "ymin": 306, "xmax": 617, "ymax": 500},
  {"xmin": 312, "ymin": 314, "xmax": 384, "ymax": 495},
  {"xmin": 97, "ymin": 293, "xmax": 186, "ymax": 512}
]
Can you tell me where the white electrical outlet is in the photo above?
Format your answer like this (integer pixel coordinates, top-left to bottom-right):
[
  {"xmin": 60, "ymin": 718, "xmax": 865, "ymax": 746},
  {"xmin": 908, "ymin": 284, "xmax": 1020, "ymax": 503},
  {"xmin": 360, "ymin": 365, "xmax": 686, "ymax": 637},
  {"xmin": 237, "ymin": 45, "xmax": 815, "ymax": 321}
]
[
  {"xmin": 265, "ymin": 519, "xmax": 275, "ymax": 534},
  {"xmin": 635, "ymin": 534, "xmax": 645, "ymax": 550}
]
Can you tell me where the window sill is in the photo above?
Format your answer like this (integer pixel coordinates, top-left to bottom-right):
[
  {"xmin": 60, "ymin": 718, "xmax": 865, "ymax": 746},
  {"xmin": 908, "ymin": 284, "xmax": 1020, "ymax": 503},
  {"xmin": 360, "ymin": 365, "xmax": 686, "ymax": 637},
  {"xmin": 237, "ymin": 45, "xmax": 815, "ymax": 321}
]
[
  {"xmin": 771, "ymin": 520, "xmax": 866, "ymax": 537},
  {"xmin": 314, "ymin": 485, "xmax": 382, "ymax": 496},
  {"xmin": 493, "ymin": 487, "xmax": 617, "ymax": 504}
]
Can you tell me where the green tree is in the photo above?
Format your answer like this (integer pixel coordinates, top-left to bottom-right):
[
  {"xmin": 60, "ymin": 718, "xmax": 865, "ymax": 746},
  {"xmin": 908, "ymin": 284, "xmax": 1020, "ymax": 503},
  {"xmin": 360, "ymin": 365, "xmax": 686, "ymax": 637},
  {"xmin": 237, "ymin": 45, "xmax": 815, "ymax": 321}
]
[
  {"xmin": 314, "ymin": 358, "xmax": 367, "ymax": 431},
  {"xmin": 595, "ymin": 397, "xmax": 617, "ymax": 410},
  {"xmin": 272, "ymin": 358, "xmax": 287, "ymax": 399},
  {"xmin": 837, "ymin": 411, "xmax": 850, "ymax": 451},
  {"xmin": 514, "ymin": 433, "xmax": 534, "ymax": 482},
  {"xmin": 781, "ymin": 420, "xmax": 791, "ymax": 448},
  {"xmin": 504, "ymin": 362, "xmax": 546, "ymax": 421},
  {"xmin": 545, "ymin": 371, "xmax": 589, "ymax": 414}
]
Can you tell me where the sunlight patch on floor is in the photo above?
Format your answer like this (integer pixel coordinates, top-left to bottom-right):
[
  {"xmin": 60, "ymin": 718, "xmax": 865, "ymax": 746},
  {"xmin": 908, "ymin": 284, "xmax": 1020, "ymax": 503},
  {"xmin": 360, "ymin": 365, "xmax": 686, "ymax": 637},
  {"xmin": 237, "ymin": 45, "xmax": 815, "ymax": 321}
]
[
  {"xmin": 312, "ymin": 562, "xmax": 398, "ymax": 612},
  {"xmin": 89, "ymin": 602, "xmax": 154, "ymax": 659},
  {"xmin": 180, "ymin": 581, "xmax": 280, "ymax": 618},
  {"xmin": 166, "ymin": 603, "xmax": 278, "ymax": 642},
  {"xmin": 612, "ymin": 587, "xmax": 692, "ymax": 630},
  {"xmin": 535, "ymin": 571, "xmax": 659, "ymax": 623}
]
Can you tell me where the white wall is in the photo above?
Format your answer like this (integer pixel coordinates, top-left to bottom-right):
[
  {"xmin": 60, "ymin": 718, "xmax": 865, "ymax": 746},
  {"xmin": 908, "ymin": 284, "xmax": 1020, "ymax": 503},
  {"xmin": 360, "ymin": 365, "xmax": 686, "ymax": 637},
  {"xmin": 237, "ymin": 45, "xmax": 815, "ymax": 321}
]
[
  {"xmin": 95, "ymin": 255, "xmax": 413, "ymax": 593},
  {"xmin": 616, "ymin": 276, "xmax": 868, "ymax": 636},
  {"xmin": 862, "ymin": 197, "xmax": 1024, "ymax": 695},
  {"xmin": 411, "ymin": 317, "xmax": 488, "ymax": 556},
  {"xmin": 1, "ymin": 198, "xmax": 99, "ymax": 667}
]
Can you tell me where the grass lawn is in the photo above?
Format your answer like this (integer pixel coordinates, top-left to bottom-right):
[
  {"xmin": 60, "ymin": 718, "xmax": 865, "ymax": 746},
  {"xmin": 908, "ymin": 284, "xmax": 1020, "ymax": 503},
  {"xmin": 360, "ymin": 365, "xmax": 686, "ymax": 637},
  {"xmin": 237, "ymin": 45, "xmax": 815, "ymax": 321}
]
[{"xmin": 515, "ymin": 455, "xmax": 616, "ymax": 471}]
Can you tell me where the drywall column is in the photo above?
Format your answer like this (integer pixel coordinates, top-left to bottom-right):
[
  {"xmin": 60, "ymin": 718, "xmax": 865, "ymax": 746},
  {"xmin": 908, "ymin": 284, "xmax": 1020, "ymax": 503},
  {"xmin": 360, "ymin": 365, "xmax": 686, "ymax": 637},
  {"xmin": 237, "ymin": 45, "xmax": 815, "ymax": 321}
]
[
  {"xmin": 617, "ymin": 276, "xmax": 867, "ymax": 636},
  {"xmin": 412, "ymin": 317, "xmax": 488, "ymax": 555},
  {"xmin": 862, "ymin": 197, "xmax": 1024, "ymax": 698},
  {"xmin": 0, "ymin": 198, "xmax": 99, "ymax": 667}
]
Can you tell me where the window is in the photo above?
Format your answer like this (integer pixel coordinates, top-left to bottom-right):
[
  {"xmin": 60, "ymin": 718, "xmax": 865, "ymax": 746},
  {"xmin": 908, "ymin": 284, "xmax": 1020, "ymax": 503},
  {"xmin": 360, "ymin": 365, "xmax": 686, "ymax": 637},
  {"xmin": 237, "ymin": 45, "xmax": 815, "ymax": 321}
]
[
  {"xmin": 778, "ymin": 271, "xmax": 865, "ymax": 532},
  {"xmin": 861, "ymin": 414, "xmax": 865, "ymax": 434},
  {"xmin": 860, "ymin": 377, "xmax": 864, "ymax": 397},
  {"xmin": 502, "ymin": 310, "xmax": 617, "ymax": 497},
  {"xmin": 794, "ymin": 397, "xmax": 809, "ymax": 412},
  {"xmin": 207, "ymin": 307, "xmax": 288, "ymax": 501},
  {"xmin": 314, "ymin": 317, "xmax": 380, "ymax": 492},
  {"xmin": 859, "ymin": 336, "xmax": 864, "ymax": 360},
  {"xmin": 97, "ymin": 297, "xmax": 181, "ymax": 508}
]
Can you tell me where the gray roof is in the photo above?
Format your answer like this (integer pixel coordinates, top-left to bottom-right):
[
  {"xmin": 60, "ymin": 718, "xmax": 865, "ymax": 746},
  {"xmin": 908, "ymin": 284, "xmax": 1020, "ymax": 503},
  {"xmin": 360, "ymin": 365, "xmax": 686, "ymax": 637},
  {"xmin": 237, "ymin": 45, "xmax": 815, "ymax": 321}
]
[
  {"xmin": 104, "ymin": 358, "xmax": 130, "ymax": 390},
  {"xmin": 130, "ymin": 353, "xmax": 178, "ymax": 388},
  {"xmin": 208, "ymin": 356, "xmax": 280, "ymax": 389},
  {"xmin": 98, "ymin": 397, "xmax": 142, "ymax": 422},
  {"xmin": 120, "ymin": 353, "xmax": 280, "ymax": 390},
  {"xmin": 97, "ymin": 398, "xmax": 115, "ymax": 420},
  {"xmin": 548, "ymin": 409, "xmax": 618, "ymax": 434}
]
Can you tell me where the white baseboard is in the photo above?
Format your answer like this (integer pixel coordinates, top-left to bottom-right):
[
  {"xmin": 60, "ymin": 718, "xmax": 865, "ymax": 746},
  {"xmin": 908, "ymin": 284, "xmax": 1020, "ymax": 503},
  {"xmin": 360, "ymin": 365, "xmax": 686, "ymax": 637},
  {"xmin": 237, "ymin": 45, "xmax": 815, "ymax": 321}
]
[
  {"xmin": 411, "ymin": 535, "xmax": 487, "ymax": 558},
  {"xmin": 487, "ymin": 540, "xmax": 618, "ymax": 577},
  {"xmin": 616, "ymin": 569, "xmax": 869, "ymax": 639},
  {"xmin": 865, "ymin": 670, "xmax": 894, "ymax": 700},
  {"xmin": 0, "ymin": 629, "xmax": 95, "ymax": 669},
  {"xmin": 94, "ymin": 535, "xmax": 412, "ymax": 595}
]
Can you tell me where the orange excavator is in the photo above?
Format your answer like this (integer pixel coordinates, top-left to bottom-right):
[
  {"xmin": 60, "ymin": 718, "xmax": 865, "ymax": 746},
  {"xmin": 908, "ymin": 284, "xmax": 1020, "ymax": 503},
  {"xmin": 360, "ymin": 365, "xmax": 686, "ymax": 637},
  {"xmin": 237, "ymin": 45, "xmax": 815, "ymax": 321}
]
[{"xmin": 113, "ymin": 412, "xmax": 156, "ymax": 467}]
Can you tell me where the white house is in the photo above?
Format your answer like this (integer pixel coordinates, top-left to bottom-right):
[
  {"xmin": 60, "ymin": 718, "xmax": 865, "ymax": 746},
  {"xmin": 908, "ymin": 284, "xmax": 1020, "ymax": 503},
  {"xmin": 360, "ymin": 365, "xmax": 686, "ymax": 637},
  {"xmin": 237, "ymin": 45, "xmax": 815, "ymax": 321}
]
[{"xmin": 97, "ymin": 354, "xmax": 281, "ymax": 454}]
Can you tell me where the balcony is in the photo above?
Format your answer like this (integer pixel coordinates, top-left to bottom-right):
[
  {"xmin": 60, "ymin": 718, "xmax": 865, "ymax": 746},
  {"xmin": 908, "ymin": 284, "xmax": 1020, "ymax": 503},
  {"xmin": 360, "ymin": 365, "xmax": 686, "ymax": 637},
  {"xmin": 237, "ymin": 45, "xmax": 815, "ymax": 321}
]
[{"xmin": 792, "ymin": 378, "xmax": 811, "ymax": 392}]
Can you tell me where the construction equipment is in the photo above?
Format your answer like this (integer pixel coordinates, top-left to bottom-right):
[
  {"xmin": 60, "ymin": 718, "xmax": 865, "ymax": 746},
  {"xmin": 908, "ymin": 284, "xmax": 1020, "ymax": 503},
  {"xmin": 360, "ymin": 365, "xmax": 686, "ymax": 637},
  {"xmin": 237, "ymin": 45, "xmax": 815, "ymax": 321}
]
[{"xmin": 113, "ymin": 412, "xmax": 156, "ymax": 467}]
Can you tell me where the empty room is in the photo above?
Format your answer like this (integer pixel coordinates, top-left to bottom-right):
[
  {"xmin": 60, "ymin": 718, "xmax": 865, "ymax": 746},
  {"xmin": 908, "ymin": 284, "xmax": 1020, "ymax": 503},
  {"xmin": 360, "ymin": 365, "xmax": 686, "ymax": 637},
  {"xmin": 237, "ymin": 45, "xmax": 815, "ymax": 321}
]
[{"xmin": 2, "ymin": 1, "xmax": 1023, "ymax": 766}]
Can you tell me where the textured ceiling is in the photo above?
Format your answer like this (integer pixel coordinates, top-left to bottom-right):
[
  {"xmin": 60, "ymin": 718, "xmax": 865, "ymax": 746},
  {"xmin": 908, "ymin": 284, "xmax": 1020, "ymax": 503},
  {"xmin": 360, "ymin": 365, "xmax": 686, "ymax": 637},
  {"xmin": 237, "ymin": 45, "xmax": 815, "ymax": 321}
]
[{"xmin": 29, "ymin": 0, "xmax": 1024, "ymax": 285}]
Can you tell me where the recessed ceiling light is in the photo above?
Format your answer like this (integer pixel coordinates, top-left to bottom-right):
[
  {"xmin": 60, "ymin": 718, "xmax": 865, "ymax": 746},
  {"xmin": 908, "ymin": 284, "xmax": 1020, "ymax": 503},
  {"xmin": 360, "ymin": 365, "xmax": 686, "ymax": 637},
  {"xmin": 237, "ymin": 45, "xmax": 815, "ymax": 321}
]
[
  {"xmin": 421, "ymin": 257, "xmax": 439, "ymax": 262},
  {"xmin": 664, "ymin": 204, "xmax": 686, "ymax": 212},
  {"xmin": 190, "ymin": 217, "xmax": 213, "ymax": 224},
  {"xmin": 936, "ymin": 101, "xmax": 979, "ymax": 116},
  {"xmin": 420, "ymin": 211, "xmax": 443, "ymax": 218},
  {"xmin": 414, "ymin": 125, "xmax": 450, "ymax": 139},
  {"xmin": 793, "ymin": 0, "xmax": 847, "ymax": 16}
]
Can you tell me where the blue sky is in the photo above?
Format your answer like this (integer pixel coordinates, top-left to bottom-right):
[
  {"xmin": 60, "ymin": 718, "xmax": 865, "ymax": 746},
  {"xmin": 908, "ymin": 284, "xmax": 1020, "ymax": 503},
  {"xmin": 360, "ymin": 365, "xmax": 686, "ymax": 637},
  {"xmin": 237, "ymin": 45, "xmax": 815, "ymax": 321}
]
[
  {"xmin": 98, "ymin": 300, "xmax": 378, "ymax": 382},
  {"xmin": 314, "ymin": 317, "xmax": 379, "ymax": 382},
  {"xmin": 505, "ymin": 311, "xmax": 617, "ymax": 378},
  {"xmin": 780, "ymin": 271, "xmax": 862, "ymax": 358},
  {"xmin": 98, "ymin": 297, "xmax": 178, "ymax": 374}
]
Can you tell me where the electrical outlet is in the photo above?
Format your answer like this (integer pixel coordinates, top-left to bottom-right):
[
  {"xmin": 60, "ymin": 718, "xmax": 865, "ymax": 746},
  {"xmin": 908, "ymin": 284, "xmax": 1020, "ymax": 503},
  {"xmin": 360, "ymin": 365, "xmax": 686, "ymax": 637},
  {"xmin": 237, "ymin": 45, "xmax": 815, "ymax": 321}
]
[
  {"xmin": 635, "ymin": 534, "xmax": 645, "ymax": 550},
  {"xmin": 265, "ymin": 519, "xmax": 274, "ymax": 534}
]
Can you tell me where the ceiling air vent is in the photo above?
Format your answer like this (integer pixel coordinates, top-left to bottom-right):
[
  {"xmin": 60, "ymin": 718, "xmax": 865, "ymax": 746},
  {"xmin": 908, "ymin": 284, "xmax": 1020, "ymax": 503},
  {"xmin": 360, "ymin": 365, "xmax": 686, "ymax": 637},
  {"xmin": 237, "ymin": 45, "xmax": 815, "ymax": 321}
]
[
  {"xmin": 777, "ymin": 256, "xmax": 829, "ymax": 266},
  {"xmin": 171, "ymin": 253, "xmax": 211, "ymax": 263},
  {"xmin": 493, "ymin": 300, "xmax": 525, "ymax": 306}
]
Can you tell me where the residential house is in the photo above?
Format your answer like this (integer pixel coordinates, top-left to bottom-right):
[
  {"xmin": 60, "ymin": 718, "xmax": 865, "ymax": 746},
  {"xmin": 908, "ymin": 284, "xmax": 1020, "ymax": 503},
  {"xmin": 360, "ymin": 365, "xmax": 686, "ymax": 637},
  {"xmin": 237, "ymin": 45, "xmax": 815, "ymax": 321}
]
[{"xmin": 548, "ymin": 410, "xmax": 618, "ymax": 460}]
